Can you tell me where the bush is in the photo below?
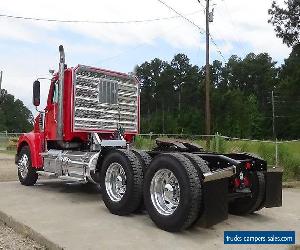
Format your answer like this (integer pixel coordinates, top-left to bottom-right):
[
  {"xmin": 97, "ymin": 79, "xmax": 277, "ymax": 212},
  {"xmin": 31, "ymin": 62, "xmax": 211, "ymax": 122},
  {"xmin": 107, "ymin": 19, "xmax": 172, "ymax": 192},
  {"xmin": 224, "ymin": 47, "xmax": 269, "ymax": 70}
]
[
  {"xmin": 278, "ymin": 144, "xmax": 300, "ymax": 180},
  {"xmin": 133, "ymin": 136, "xmax": 156, "ymax": 150}
]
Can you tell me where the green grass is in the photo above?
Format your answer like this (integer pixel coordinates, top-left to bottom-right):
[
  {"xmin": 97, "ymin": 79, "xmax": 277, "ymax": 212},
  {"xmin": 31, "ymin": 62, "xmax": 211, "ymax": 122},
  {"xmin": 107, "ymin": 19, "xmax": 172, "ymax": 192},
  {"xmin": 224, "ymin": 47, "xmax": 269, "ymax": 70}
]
[
  {"xmin": 133, "ymin": 136, "xmax": 156, "ymax": 150},
  {"xmin": 134, "ymin": 135, "xmax": 300, "ymax": 181},
  {"xmin": 0, "ymin": 137, "xmax": 17, "ymax": 156},
  {"xmin": 1, "ymin": 134, "xmax": 299, "ymax": 181}
]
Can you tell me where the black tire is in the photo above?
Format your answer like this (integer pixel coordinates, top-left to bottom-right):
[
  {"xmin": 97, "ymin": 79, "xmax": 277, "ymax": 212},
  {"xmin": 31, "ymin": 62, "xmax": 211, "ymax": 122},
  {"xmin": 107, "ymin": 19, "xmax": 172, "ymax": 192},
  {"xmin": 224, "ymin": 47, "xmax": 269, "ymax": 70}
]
[
  {"xmin": 100, "ymin": 149, "xmax": 143, "ymax": 216},
  {"xmin": 242, "ymin": 153, "xmax": 266, "ymax": 211},
  {"xmin": 144, "ymin": 153, "xmax": 202, "ymax": 232},
  {"xmin": 17, "ymin": 146, "xmax": 38, "ymax": 186},
  {"xmin": 132, "ymin": 149, "xmax": 152, "ymax": 213},
  {"xmin": 255, "ymin": 196, "xmax": 266, "ymax": 212},
  {"xmin": 182, "ymin": 153, "xmax": 210, "ymax": 175},
  {"xmin": 181, "ymin": 153, "xmax": 209, "ymax": 223},
  {"xmin": 229, "ymin": 171, "xmax": 265, "ymax": 215},
  {"xmin": 253, "ymin": 172, "xmax": 266, "ymax": 212},
  {"xmin": 132, "ymin": 149, "xmax": 152, "ymax": 174}
]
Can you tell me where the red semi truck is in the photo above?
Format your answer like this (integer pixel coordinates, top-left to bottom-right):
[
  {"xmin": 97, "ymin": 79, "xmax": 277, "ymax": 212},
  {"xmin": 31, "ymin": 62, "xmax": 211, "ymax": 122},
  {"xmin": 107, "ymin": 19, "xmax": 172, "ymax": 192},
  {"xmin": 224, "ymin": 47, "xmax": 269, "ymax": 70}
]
[{"xmin": 15, "ymin": 46, "xmax": 282, "ymax": 232}]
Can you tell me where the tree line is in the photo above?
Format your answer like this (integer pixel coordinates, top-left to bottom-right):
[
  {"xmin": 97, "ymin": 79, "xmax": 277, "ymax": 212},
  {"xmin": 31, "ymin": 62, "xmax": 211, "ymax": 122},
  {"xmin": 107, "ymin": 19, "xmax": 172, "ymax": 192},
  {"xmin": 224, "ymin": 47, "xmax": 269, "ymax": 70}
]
[
  {"xmin": 0, "ymin": 89, "xmax": 33, "ymax": 133},
  {"xmin": 135, "ymin": 47, "xmax": 299, "ymax": 139},
  {"xmin": 135, "ymin": 0, "xmax": 299, "ymax": 139},
  {"xmin": 0, "ymin": 0, "xmax": 298, "ymax": 139}
]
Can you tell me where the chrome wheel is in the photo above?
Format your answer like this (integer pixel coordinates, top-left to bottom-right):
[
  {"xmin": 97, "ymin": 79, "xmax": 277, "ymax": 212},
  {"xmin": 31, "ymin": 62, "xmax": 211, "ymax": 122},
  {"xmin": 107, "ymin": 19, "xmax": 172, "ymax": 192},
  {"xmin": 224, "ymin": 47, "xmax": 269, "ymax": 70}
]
[
  {"xmin": 105, "ymin": 163, "xmax": 127, "ymax": 202},
  {"xmin": 150, "ymin": 169, "xmax": 181, "ymax": 216},
  {"xmin": 18, "ymin": 154, "xmax": 29, "ymax": 178}
]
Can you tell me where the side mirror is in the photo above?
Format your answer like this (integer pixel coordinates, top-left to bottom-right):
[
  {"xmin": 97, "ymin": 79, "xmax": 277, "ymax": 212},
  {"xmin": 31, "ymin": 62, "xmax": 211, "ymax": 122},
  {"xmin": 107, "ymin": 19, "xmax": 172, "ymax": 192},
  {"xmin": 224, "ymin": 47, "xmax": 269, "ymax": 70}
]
[{"xmin": 33, "ymin": 80, "xmax": 40, "ymax": 106}]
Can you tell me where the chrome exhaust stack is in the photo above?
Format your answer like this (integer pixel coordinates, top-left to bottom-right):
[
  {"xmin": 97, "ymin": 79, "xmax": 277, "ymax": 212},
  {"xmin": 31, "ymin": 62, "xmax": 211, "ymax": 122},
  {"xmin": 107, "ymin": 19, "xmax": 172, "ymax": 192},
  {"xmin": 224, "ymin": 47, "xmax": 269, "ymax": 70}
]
[{"xmin": 57, "ymin": 45, "xmax": 65, "ymax": 140}]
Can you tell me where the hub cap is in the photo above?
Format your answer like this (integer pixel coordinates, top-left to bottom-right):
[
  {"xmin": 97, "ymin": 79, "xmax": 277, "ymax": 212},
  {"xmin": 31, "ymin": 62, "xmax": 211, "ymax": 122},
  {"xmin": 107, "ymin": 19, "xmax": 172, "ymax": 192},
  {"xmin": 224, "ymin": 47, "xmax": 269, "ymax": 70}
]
[
  {"xmin": 150, "ymin": 169, "xmax": 181, "ymax": 216},
  {"xmin": 105, "ymin": 163, "xmax": 127, "ymax": 202},
  {"xmin": 18, "ymin": 154, "xmax": 29, "ymax": 178}
]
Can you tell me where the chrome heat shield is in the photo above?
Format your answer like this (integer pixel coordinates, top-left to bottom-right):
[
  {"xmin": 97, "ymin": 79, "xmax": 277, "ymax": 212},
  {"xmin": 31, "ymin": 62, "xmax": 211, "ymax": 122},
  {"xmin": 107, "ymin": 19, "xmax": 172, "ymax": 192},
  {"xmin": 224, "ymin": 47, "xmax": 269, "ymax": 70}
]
[{"xmin": 73, "ymin": 65, "xmax": 139, "ymax": 132}]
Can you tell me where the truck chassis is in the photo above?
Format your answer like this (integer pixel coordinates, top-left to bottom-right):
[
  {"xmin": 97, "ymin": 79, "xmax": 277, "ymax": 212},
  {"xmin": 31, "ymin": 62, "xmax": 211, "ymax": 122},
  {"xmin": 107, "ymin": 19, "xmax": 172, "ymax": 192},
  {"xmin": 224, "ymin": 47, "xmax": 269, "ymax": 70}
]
[{"xmin": 15, "ymin": 46, "xmax": 282, "ymax": 232}]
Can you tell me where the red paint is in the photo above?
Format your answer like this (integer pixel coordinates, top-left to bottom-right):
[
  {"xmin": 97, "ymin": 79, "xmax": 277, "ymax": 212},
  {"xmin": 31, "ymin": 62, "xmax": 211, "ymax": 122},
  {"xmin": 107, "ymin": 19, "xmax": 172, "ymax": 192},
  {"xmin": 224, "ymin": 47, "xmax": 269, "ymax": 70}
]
[
  {"xmin": 17, "ymin": 65, "xmax": 140, "ymax": 168},
  {"xmin": 44, "ymin": 78, "xmax": 58, "ymax": 140},
  {"xmin": 17, "ymin": 132, "xmax": 44, "ymax": 168}
]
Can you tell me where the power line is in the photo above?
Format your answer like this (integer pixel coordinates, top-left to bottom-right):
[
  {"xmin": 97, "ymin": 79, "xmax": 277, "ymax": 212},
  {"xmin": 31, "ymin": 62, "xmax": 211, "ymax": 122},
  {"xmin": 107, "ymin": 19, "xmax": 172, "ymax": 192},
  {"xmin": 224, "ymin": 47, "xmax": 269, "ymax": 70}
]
[
  {"xmin": 156, "ymin": 0, "xmax": 225, "ymax": 62},
  {"xmin": 156, "ymin": 0, "xmax": 205, "ymax": 33},
  {"xmin": 197, "ymin": 0, "xmax": 206, "ymax": 9},
  {"xmin": 208, "ymin": 1, "xmax": 241, "ymax": 56},
  {"xmin": 209, "ymin": 34, "xmax": 226, "ymax": 62},
  {"xmin": 97, "ymin": 43, "xmax": 147, "ymax": 64},
  {"xmin": 0, "ymin": 10, "xmax": 201, "ymax": 24},
  {"xmin": 1, "ymin": 4, "xmax": 226, "ymax": 62}
]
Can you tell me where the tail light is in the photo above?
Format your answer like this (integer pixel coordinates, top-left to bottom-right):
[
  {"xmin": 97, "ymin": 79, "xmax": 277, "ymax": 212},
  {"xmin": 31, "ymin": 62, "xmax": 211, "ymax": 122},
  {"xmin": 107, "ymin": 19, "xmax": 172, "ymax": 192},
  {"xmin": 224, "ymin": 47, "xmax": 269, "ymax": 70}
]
[
  {"xmin": 243, "ymin": 176, "xmax": 250, "ymax": 187},
  {"xmin": 245, "ymin": 162, "xmax": 252, "ymax": 170},
  {"xmin": 234, "ymin": 178, "xmax": 240, "ymax": 188}
]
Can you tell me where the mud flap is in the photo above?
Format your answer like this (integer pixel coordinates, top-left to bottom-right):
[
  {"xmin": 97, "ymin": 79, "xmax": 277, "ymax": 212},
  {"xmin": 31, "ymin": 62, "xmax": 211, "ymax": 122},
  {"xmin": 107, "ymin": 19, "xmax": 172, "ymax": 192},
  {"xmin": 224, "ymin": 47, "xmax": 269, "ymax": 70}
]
[
  {"xmin": 198, "ymin": 178, "xmax": 229, "ymax": 228},
  {"xmin": 265, "ymin": 171, "xmax": 282, "ymax": 208}
]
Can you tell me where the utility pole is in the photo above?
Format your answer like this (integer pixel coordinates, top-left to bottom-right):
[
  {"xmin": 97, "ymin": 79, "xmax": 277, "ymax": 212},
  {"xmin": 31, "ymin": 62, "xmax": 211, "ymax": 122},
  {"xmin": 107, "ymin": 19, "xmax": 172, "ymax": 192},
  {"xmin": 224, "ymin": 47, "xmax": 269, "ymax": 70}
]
[
  {"xmin": 0, "ymin": 71, "xmax": 3, "ymax": 98},
  {"xmin": 271, "ymin": 91, "xmax": 275, "ymax": 139},
  {"xmin": 271, "ymin": 90, "xmax": 278, "ymax": 167},
  {"xmin": 0, "ymin": 71, "xmax": 3, "ymax": 90},
  {"xmin": 205, "ymin": 0, "xmax": 211, "ymax": 149}
]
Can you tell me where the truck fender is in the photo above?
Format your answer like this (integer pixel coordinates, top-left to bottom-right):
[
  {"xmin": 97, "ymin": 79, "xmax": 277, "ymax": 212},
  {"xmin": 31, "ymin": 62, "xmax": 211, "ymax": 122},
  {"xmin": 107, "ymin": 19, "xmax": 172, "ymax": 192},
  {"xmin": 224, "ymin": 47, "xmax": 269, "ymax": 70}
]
[{"xmin": 16, "ymin": 133, "xmax": 43, "ymax": 169}]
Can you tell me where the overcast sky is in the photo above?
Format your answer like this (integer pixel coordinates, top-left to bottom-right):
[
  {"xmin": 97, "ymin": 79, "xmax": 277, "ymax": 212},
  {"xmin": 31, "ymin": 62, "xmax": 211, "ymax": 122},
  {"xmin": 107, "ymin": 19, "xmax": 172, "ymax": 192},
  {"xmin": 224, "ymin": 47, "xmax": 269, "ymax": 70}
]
[{"xmin": 0, "ymin": 0, "xmax": 290, "ymax": 113}]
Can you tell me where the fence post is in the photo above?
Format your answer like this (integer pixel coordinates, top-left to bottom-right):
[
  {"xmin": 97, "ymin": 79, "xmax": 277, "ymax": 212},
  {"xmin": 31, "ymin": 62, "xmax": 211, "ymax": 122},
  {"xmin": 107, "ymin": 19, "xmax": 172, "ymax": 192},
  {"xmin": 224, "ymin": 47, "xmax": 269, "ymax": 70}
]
[
  {"xmin": 216, "ymin": 132, "xmax": 220, "ymax": 152},
  {"xmin": 275, "ymin": 138, "xmax": 278, "ymax": 167}
]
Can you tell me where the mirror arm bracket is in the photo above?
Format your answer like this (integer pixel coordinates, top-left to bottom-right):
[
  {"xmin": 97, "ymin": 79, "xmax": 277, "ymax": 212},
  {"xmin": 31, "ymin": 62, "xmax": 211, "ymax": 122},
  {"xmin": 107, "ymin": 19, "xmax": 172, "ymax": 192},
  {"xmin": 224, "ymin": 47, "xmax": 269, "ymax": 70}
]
[{"xmin": 35, "ymin": 106, "xmax": 45, "ymax": 114}]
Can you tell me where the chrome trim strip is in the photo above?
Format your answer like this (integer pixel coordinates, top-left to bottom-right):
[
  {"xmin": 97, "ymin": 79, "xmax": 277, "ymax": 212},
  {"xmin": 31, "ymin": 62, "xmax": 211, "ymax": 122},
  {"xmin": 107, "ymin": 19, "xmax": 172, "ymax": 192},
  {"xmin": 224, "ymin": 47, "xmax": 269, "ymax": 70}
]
[{"xmin": 203, "ymin": 166, "xmax": 236, "ymax": 182}]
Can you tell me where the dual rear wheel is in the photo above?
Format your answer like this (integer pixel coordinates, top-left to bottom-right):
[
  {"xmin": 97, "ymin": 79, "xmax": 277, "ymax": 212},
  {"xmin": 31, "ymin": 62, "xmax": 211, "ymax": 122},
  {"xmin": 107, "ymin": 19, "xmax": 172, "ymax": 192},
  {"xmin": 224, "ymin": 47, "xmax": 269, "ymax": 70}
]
[
  {"xmin": 100, "ymin": 150, "xmax": 205, "ymax": 232},
  {"xmin": 100, "ymin": 149, "xmax": 143, "ymax": 215},
  {"xmin": 144, "ymin": 153, "xmax": 203, "ymax": 231},
  {"xmin": 17, "ymin": 146, "xmax": 266, "ymax": 232}
]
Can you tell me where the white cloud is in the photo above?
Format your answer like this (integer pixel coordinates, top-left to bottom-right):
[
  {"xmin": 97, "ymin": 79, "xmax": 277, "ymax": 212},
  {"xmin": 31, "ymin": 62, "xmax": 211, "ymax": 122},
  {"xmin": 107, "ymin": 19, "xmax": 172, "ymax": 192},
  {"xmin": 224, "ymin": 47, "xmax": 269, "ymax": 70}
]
[
  {"xmin": 0, "ymin": 0, "xmax": 292, "ymax": 112},
  {"xmin": 0, "ymin": 0, "xmax": 291, "ymax": 57},
  {"xmin": 0, "ymin": 0, "xmax": 290, "ymax": 49},
  {"xmin": 208, "ymin": 0, "xmax": 290, "ymax": 59}
]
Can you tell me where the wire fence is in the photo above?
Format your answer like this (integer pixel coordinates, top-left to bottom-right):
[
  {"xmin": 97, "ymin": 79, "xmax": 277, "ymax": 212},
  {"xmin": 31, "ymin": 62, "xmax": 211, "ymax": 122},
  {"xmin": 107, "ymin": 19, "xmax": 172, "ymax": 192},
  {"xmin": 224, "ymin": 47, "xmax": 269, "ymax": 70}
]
[
  {"xmin": 0, "ymin": 132, "xmax": 21, "ymax": 151},
  {"xmin": 0, "ymin": 132, "xmax": 298, "ymax": 179},
  {"xmin": 138, "ymin": 133, "xmax": 300, "ymax": 145},
  {"xmin": 1, "ymin": 132, "xmax": 299, "ymax": 149}
]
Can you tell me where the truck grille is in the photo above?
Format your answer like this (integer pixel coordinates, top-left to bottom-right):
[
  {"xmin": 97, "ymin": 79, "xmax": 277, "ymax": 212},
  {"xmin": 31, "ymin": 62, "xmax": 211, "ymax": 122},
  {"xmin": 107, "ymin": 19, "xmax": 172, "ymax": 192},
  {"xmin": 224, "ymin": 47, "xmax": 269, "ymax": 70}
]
[{"xmin": 73, "ymin": 66, "xmax": 138, "ymax": 132}]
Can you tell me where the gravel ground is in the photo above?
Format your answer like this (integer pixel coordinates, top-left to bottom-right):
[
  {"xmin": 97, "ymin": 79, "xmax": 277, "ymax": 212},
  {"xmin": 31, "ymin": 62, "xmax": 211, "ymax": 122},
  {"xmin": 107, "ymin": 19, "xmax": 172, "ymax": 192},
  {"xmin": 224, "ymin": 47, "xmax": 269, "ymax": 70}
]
[{"xmin": 0, "ymin": 222, "xmax": 45, "ymax": 250}]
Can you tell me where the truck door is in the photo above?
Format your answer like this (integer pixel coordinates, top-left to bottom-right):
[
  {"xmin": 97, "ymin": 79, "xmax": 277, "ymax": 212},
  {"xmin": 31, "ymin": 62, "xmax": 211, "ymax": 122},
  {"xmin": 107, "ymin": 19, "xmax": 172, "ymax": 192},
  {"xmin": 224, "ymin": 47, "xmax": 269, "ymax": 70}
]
[{"xmin": 45, "ymin": 80, "xmax": 58, "ymax": 140}]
